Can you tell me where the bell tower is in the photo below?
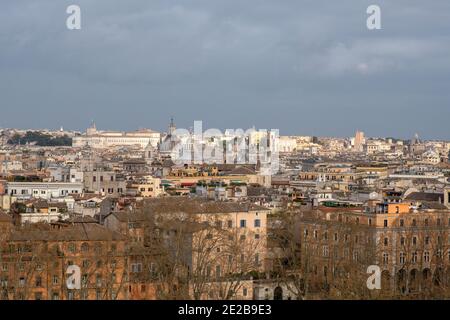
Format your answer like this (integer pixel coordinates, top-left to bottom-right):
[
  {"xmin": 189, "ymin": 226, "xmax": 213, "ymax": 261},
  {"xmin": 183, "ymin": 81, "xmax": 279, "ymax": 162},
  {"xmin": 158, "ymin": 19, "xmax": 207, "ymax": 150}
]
[
  {"xmin": 168, "ymin": 117, "xmax": 176, "ymax": 136},
  {"xmin": 86, "ymin": 120, "xmax": 97, "ymax": 136}
]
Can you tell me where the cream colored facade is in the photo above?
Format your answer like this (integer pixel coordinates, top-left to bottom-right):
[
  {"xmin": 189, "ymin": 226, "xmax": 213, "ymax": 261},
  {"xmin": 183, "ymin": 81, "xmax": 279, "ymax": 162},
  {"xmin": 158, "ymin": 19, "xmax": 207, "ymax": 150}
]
[
  {"xmin": 132, "ymin": 177, "xmax": 163, "ymax": 198},
  {"xmin": 73, "ymin": 126, "xmax": 160, "ymax": 150}
]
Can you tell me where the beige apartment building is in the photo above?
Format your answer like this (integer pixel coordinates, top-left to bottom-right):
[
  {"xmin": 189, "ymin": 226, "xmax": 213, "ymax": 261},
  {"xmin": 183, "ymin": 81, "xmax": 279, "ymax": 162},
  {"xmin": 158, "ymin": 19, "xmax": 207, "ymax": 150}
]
[{"xmin": 293, "ymin": 204, "xmax": 450, "ymax": 298}]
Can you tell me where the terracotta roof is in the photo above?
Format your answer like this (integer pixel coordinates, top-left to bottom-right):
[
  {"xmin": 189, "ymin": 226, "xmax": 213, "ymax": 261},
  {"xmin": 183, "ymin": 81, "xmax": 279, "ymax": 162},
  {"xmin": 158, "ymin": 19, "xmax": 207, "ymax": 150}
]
[
  {"xmin": 9, "ymin": 223, "xmax": 125, "ymax": 241},
  {"xmin": 108, "ymin": 211, "xmax": 147, "ymax": 223},
  {"xmin": 419, "ymin": 202, "xmax": 448, "ymax": 210},
  {"xmin": 228, "ymin": 166, "xmax": 256, "ymax": 175},
  {"xmin": 405, "ymin": 192, "xmax": 443, "ymax": 202},
  {"xmin": 142, "ymin": 197, "xmax": 269, "ymax": 214},
  {"xmin": 65, "ymin": 216, "xmax": 98, "ymax": 223},
  {"xmin": 0, "ymin": 211, "xmax": 12, "ymax": 222}
]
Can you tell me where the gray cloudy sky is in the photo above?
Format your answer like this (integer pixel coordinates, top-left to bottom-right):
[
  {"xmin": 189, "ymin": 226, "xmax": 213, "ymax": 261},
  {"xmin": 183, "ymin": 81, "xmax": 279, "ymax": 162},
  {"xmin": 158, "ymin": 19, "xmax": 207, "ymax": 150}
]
[{"xmin": 1, "ymin": 0, "xmax": 450, "ymax": 139}]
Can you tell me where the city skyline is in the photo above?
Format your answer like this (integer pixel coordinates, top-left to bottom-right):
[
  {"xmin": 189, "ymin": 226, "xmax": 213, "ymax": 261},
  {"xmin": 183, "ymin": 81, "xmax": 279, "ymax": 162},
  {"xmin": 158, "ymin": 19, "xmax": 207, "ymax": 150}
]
[
  {"xmin": 1, "ymin": 1, "xmax": 450, "ymax": 139},
  {"xmin": 0, "ymin": 121, "xmax": 446, "ymax": 142}
]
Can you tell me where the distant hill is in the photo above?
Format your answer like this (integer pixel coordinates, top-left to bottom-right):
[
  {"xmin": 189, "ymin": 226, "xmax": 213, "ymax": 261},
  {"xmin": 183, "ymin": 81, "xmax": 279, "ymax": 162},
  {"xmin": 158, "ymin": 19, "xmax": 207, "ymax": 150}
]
[{"xmin": 7, "ymin": 131, "xmax": 72, "ymax": 146}]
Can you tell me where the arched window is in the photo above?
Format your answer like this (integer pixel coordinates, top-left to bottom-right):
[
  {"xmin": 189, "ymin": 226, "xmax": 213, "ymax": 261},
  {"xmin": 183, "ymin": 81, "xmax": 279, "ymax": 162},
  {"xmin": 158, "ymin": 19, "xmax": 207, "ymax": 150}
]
[
  {"xmin": 81, "ymin": 243, "xmax": 89, "ymax": 253},
  {"xmin": 94, "ymin": 243, "xmax": 102, "ymax": 254},
  {"xmin": 68, "ymin": 243, "xmax": 77, "ymax": 254},
  {"xmin": 383, "ymin": 252, "xmax": 389, "ymax": 265}
]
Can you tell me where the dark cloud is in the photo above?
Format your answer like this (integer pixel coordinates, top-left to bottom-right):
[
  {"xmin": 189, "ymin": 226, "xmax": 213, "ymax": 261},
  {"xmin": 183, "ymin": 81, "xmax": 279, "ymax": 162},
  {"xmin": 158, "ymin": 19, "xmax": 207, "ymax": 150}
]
[{"xmin": 0, "ymin": 0, "xmax": 449, "ymax": 139}]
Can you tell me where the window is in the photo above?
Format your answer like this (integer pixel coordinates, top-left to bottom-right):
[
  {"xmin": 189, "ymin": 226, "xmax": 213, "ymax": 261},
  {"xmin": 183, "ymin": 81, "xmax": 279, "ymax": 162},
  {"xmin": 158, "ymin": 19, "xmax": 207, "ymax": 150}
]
[
  {"xmin": 240, "ymin": 220, "xmax": 246, "ymax": 228},
  {"xmin": 334, "ymin": 233, "xmax": 338, "ymax": 242},
  {"xmin": 412, "ymin": 252, "xmax": 418, "ymax": 263},
  {"xmin": 368, "ymin": 218, "xmax": 372, "ymax": 226},
  {"xmin": 413, "ymin": 237, "xmax": 417, "ymax": 246},
  {"xmin": 424, "ymin": 251, "xmax": 430, "ymax": 263},
  {"xmin": 227, "ymin": 220, "xmax": 233, "ymax": 228},
  {"xmin": 382, "ymin": 253, "xmax": 389, "ymax": 265},
  {"xmin": 52, "ymin": 293, "xmax": 60, "ymax": 300},
  {"xmin": 131, "ymin": 263, "xmax": 143, "ymax": 273},
  {"xmin": 314, "ymin": 230, "xmax": 318, "ymax": 239},
  {"xmin": 19, "ymin": 278, "xmax": 25, "ymax": 287},
  {"xmin": 437, "ymin": 218, "xmax": 441, "ymax": 226},
  {"xmin": 52, "ymin": 275, "xmax": 59, "ymax": 285},
  {"xmin": 35, "ymin": 292, "xmax": 43, "ymax": 300},
  {"xmin": 384, "ymin": 238, "xmax": 388, "ymax": 246},
  {"xmin": 81, "ymin": 243, "xmax": 89, "ymax": 253},
  {"xmin": 1, "ymin": 277, "xmax": 8, "ymax": 288},
  {"xmin": 82, "ymin": 260, "xmax": 90, "ymax": 268},
  {"xmin": 412, "ymin": 219, "xmax": 417, "ymax": 227},
  {"xmin": 82, "ymin": 274, "xmax": 88, "ymax": 285},
  {"xmin": 35, "ymin": 276, "xmax": 42, "ymax": 287},
  {"xmin": 400, "ymin": 219, "xmax": 404, "ymax": 227},
  {"xmin": 399, "ymin": 252, "xmax": 405, "ymax": 264},
  {"xmin": 322, "ymin": 245, "xmax": 329, "ymax": 257},
  {"xmin": 383, "ymin": 220, "xmax": 388, "ymax": 228},
  {"xmin": 94, "ymin": 244, "xmax": 102, "ymax": 254},
  {"xmin": 400, "ymin": 237, "xmax": 405, "ymax": 246},
  {"xmin": 96, "ymin": 275, "xmax": 102, "ymax": 287},
  {"xmin": 255, "ymin": 234, "xmax": 260, "ymax": 239},
  {"xmin": 255, "ymin": 253, "xmax": 260, "ymax": 265},
  {"xmin": 216, "ymin": 265, "xmax": 221, "ymax": 277},
  {"xmin": 424, "ymin": 219, "xmax": 429, "ymax": 226},
  {"xmin": 254, "ymin": 219, "xmax": 261, "ymax": 228},
  {"xmin": 243, "ymin": 287, "xmax": 248, "ymax": 297},
  {"xmin": 425, "ymin": 236, "xmax": 430, "ymax": 245},
  {"xmin": 68, "ymin": 243, "xmax": 76, "ymax": 253}
]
